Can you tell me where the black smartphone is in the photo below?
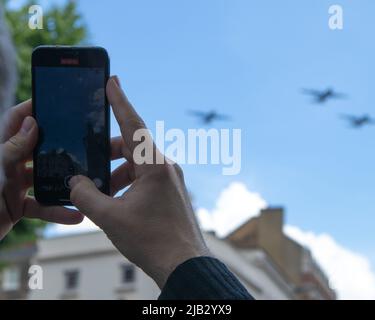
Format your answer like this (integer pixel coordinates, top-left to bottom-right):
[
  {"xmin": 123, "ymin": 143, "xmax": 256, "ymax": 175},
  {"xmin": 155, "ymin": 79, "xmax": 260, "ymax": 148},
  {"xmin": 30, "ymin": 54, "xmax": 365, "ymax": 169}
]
[{"xmin": 32, "ymin": 46, "xmax": 110, "ymax": 206}]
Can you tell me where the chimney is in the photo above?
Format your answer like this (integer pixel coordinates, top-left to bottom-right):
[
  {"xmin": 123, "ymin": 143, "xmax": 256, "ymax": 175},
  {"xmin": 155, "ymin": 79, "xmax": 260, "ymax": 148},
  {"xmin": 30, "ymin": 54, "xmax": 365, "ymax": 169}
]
[{"xmin": 257, "ymin": 207, "xmax": 285, "ymax": 266}]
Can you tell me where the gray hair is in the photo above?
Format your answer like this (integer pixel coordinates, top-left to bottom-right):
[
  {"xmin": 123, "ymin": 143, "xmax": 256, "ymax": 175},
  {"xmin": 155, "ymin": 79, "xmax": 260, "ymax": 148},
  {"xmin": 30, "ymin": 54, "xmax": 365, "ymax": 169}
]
[
  {"xmin": 0, "ymin": 5, "xmax": 17, "ymax": 114},
  {"xmin": 0, "ymin": 5, "xmax": 17, "ymax": 186}
]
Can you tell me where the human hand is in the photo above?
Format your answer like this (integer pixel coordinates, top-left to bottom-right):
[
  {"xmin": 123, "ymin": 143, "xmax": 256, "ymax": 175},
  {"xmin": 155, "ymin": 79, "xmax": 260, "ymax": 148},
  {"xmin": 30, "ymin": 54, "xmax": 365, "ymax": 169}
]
[
  {"xmin": 69, "ymin": 76, "xmax": 210, "ymax": 289},
  {"xmin": 0, "ymin": 100, "xmax": 84, "ymax": 240}
]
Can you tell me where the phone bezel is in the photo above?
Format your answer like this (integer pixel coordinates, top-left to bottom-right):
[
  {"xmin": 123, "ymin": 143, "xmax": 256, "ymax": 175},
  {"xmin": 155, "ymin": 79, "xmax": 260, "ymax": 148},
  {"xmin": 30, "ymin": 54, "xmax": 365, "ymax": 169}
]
[{"xmin": 32, "ymin": 46, "xmax": 111, "ymax": 206}]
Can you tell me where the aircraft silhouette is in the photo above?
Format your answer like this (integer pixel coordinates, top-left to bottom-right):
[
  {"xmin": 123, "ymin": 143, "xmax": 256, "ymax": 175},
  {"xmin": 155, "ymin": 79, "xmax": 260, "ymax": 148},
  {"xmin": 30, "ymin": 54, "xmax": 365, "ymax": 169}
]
[
  {"xmin": 188, "ymin": 110, "xmax": 231, "ymax": 124},
  {"xmin": 340, "ymin": 114, "xmax": 375, "ymax": 128},
  {"xmin": 301, "ymin": 87, "xmax": 347, "ymax": 104}
]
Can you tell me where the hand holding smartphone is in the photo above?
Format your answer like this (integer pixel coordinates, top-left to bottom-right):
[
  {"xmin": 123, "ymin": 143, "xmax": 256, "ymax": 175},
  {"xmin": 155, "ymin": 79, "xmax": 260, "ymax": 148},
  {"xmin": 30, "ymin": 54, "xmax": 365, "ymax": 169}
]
[{"xmin": 32, "ymin": 46, "xmax": 110, "ymax": 206}]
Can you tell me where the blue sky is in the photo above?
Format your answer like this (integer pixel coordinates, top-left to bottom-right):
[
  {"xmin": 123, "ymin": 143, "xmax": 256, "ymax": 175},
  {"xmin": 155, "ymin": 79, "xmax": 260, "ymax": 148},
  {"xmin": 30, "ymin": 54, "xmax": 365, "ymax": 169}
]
[
  {"xmin": 75, "ymin": 0, "xmax": 375, "ymax": 261},
  {"xmin": 8, "ymin": 0, "xmax": 375, "ymax": 281}
]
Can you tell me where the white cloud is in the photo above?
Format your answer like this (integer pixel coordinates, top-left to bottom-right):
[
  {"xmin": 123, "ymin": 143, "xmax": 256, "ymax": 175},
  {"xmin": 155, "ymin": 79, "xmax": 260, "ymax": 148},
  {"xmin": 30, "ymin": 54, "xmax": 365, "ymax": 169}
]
[
  {"xmin": 285, "ymin": 225, "xmax": 375, "ymax": 300},
  {"xmin": 196, "ymin": 182, "xmax": 267, "ymax": 237},
  {"xmin": 197, "ymin": 181, "xmax": 375, "ymax": 299}
]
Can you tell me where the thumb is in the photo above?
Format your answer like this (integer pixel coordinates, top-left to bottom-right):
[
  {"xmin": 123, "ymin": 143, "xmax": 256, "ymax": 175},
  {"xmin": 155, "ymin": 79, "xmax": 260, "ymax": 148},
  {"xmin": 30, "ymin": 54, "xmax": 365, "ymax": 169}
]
[
  {"xmin": 2, "ymin": 116, "xmax": 37, "ymax": 171},
  {"xmin": 69, "ymin": 175, "xmax": 112, "ymax": 227}
]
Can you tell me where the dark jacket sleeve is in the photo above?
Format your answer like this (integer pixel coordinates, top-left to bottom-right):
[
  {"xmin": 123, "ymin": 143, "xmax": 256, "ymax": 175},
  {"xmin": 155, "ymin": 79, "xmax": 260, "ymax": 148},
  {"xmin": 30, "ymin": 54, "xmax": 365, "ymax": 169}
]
[{"xmin": 158, "ymin": 256, "xmax": 254, "ymax": 300}]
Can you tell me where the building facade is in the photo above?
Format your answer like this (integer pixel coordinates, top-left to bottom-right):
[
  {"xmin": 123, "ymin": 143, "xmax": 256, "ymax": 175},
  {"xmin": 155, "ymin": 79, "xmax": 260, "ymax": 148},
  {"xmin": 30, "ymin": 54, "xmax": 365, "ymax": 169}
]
[
  {"xmin": 0, "ymin": 208, "xmax": 335, "ymax": 300},
  {"xmin": 25, "ymin": 230, "xmax": 294, "ymax": 300}
]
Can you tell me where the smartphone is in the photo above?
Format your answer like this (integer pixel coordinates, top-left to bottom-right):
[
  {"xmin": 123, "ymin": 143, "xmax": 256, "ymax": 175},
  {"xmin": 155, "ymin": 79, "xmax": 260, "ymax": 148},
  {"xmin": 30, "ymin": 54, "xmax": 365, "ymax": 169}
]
[{"xmin": 32, "ymin": 46, "xmax": 110, "ymax": 206}]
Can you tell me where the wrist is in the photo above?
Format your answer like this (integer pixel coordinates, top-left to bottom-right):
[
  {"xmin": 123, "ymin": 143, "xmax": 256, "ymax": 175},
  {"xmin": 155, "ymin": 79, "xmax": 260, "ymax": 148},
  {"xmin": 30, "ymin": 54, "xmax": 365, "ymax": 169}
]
[{"xmin": 152, "ymin": 245, "xmax": 212, "ymax": 289}]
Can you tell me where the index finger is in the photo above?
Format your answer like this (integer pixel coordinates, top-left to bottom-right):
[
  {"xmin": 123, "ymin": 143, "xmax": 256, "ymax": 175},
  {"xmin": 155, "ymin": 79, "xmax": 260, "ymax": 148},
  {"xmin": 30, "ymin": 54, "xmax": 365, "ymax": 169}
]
[{"xmin": 106, "ymin": 76, "xmax": 153, "ymax": 161}]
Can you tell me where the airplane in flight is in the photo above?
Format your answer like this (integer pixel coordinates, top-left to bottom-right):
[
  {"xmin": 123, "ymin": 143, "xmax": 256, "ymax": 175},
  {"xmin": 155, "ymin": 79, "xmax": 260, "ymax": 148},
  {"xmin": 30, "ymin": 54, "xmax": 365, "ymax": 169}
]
[
  {"xmin": 340, "ymin": 114, "xmax": 375, "ymax": 129},
  {"xmin": 188, "ymin": 110, "xmax": 231, "ymax": 124},
  {"xmin": 301, "ymin": 87, "xmax": 347, "ymax": 104}
]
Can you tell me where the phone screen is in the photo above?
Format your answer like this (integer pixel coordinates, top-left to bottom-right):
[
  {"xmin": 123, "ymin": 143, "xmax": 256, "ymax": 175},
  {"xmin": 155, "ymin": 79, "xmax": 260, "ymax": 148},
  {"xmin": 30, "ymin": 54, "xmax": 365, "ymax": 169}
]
[{"xmin": 33, "ymin": 52, "xmax": 110, "ymax": 205}]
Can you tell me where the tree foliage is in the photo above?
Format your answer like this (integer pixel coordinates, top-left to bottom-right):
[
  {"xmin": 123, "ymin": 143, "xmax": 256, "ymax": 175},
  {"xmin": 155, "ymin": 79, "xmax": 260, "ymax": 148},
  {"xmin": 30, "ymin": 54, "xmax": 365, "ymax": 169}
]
[{"xmin": 5, "ymin": 0, "xmax": 87, "ymax": 102}]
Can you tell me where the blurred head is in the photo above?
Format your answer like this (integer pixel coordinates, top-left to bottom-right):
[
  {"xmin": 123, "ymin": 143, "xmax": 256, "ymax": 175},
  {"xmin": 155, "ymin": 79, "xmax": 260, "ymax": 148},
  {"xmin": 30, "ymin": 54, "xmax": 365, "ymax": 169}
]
[
  {"xmin": 0, "ymin": 5, "xmax": 17, "ymax": 186},
  {"xmin": 0, "ymin": 5, "xmax": 17, "ymax": 116}
]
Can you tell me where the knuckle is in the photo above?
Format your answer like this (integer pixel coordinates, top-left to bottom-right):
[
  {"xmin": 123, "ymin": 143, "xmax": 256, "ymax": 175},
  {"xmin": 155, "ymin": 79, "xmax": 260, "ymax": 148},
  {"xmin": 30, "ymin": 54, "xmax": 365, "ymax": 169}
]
[
  {"xmin": 5, "ymin": 135, "xmax": 27, "ymax": 159},
  {"xmin": 149, "ymin": 163, "xmax": 171, "ymax": 181},
  {"xmin": 8, "ymin": 136, "xmax": 22, "ymax": 149},
  {"xmin": 125, "ymin": 117, "xmax": 146, "ymax": 130},
  {"xmin": 149, "ymin": 162, "xmax": 184, "ymax": 182},
  {"xmin": 117, "ymin": 117, "xmax": 147, "ymax": 136}
]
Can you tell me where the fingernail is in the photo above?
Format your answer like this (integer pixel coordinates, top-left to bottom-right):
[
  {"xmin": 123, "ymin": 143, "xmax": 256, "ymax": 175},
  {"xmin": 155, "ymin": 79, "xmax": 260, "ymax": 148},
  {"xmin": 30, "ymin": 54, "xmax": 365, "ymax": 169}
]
[
  {"xmin": 68, "ymin": 176, "xmax": 79, "ymax": 189},
  {"xmin": 20, "ymin": 117, "xmax": 34, "ymax": 135},
  {"xmin": 113, "ymin": 76, "xmax": 121, "ymax": 87}
]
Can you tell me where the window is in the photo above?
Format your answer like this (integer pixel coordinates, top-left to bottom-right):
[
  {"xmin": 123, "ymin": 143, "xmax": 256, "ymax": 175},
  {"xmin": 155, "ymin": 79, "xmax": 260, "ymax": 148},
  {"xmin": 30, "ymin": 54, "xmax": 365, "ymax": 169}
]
[
  {"xmin": 2, "ymin": 266, "xmax": 21, "ymax": 291},
  {"xmin": 121, "ymin": 264, "xmax": 135, "ymax": 284},
  {"xmin": 64, "ymin": 270, "xmax": 80, "ymax": 290}
]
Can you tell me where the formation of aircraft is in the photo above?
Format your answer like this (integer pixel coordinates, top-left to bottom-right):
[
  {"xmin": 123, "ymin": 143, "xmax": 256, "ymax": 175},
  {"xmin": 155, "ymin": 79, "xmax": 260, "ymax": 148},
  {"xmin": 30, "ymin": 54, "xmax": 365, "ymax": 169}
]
[{"xmin": 187, "ymin": 87, "xmax": 373, "ymax": 130}]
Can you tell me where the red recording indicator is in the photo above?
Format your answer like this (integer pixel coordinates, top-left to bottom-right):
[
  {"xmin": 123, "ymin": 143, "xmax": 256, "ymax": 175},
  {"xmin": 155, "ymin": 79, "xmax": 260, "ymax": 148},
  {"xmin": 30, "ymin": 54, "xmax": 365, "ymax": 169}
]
[{"xmin": 60, "ymin": 58, "xmax": 79, "ymax": 65}]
